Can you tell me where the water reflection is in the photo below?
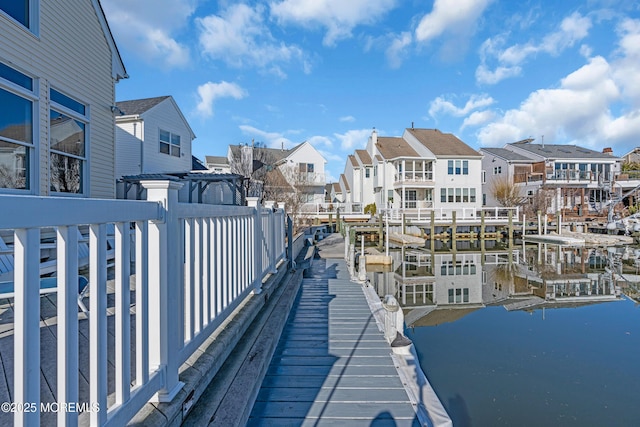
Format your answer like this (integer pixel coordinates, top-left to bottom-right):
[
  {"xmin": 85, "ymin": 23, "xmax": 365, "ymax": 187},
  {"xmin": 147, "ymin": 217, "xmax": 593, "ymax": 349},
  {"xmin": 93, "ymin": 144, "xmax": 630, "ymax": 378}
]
[
  {"xmin": 369, "ymin": 242, "xmax": 640, "ymax": 426},
  {"xmin": 368, "ymin": 242, "xmax": 633, "ymax": 325}
]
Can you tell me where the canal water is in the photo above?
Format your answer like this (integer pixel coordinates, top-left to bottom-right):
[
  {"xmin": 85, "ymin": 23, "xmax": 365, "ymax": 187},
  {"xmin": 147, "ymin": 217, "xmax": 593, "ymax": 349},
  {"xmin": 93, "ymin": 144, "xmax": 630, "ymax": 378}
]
[{"xmin": 368, "ymin": 243, "xmax": 640, "ymax": 426}]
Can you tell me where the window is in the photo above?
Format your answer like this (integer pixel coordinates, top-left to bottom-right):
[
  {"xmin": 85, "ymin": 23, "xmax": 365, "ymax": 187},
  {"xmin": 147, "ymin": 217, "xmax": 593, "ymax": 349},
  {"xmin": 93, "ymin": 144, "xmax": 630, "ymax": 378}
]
[
  {"xmin": 50, "ymin": 89, "xmax": 87, "ymax": 194},
  {"xmin": 470, "ymin": 188, "xmax": 476, "ymax": 203},
  {"xmin": 447, "ymin": 188, "xmax": 454, "ymax": 203},
  {"xmin": 463, "ymin": 188, "xmax": 469, "ymax": 203},
  {"xmin": 455, "ymin": 160, "xmax": 461, "ymax": 175},
  {"xmin": 482, "ymin": 170, "xmax": 486, "ymax": 183},
  {"xmin": 455, "ymin": 188, "xmax": 461, "ymax": 203},
  {"xmin": 0, "ymin": 0, "xmax": 28, "ymax": 27},
  {"xmin": 448, "ymin": 160, "xmax": 453, "ymax": 175},
  {"xmin": 0, "ymin": 62, "xmax": 34, "ymax": 191},
  {"xmin": 493, "ymin": 166, "xmax": 502, "ymax": 174},
  {"xmin": 463, "ymin": 160, "xmax": 468, "ymax": 175},
  {"xmin": 448, "ymin": 288, "xmax": 469, "ymax": 304},
  {"xmin": 160, "ymin": 129, "xmax": 181, "ymax": 157},
  {"xmin": 441, "ymin": 188, "xmax": 446, "ymax": 203},
  {"xmin": 365, "ymin": 167, "xmax": 370, "ymax": 178}
]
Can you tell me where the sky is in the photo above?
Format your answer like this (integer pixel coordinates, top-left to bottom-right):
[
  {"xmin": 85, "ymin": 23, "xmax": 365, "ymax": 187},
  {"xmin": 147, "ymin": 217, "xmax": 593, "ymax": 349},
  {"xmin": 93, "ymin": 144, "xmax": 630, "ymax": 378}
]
[{"xmin": 101, "ymin": 0, "xmax": 640, "ymax": 183}]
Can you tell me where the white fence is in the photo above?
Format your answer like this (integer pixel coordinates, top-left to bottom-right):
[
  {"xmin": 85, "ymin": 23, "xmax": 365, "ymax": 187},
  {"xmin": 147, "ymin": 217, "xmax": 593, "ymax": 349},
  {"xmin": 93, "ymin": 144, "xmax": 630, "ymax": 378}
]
[
  {"xmin": 0, "ymin": 180, "xmax": 287, "ymax": 426},
  {"xmin": 384, "ymin": 206, "xmax": 520, "ymax": 222}
]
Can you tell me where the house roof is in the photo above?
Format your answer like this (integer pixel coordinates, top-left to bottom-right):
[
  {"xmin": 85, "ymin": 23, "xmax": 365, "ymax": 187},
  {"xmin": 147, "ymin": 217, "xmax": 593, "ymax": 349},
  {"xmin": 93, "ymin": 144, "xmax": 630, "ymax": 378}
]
[
  {"xmin": 348, "ymin": 155, "xmax": 359, "ymax": 167},
  {"xmin": 228, "ymin": 144, "xmax": 299, "ymax": 165},
  {"xmin": 191, "ymin": 156, "xmax": 208, "ymax": 171},
  {"xmin": 481, "ymin": 147, "xmax": 533, "ymax": 162},
  {"xmin": 205, "ymin": 156, "xmax": 229, "ymax": 165},
  {"xmin": 509, "ymin": 142, "xmax": 620, "ymax": 160},
  {"xmin": 94, "ymin": 0, "xmax": 127, "ymax": 80},
  {"xmin": 376, "ymin": 137, "xmax": 419, "ymax": 159},
  {"xmin": 332, "ymin": 182, "xmax": 341, "ymax": 192},
  {"xmin": 340, "ymin": 173, "xmax": 350, "ymax": 191},
  {"xmin": 355, "ymin": 149, "xmax": 372, "ymax": 165},
  {"xmin": 407, "ymin": 128, "xmax": 481, "ymax": 157},
  {"xmin": 116, "ymin": 96, "xmax": 170, "ymax": 115}
]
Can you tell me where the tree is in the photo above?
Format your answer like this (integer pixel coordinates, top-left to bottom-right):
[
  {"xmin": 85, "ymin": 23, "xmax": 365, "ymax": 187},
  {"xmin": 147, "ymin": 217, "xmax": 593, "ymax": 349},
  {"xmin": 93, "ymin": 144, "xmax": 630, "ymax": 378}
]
[
  {"xmin": 228, "ymin": 141, "xmax": 278, "ymax": 199},
  {"xmin": 523, "ymin": 187, "xmax": 555, "ymax": 218},
  {"xmin": 490, "ymin": 176, "xmax": 524, "ymax": 207}
]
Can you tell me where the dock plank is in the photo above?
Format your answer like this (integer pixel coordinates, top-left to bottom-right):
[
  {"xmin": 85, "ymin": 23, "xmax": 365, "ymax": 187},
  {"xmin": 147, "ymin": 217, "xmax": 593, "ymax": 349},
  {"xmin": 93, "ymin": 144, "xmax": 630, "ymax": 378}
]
[{"xmin": 248, "ymin": 255, "xmax": 420, "ymax": 426}]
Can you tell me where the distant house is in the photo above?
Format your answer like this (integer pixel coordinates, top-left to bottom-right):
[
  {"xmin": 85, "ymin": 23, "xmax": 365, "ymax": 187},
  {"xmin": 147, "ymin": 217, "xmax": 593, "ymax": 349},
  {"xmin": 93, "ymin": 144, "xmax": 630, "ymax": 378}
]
[
  {"xmin": 621, "ymin": 147, "xmax": 640, "ymax": 165},
  {"xmin": 480, "ymin": 140, "xmax": 623, "ymax": 216},
  {"xmin": 0, "ymin": 0, "xmax": 127, "ymax": 197},
  {"xmin": 115, "ymin": 96, "xmax": 195, "ymax": 180},
  {"xmin": 326, "ymin": 182, "xmax": 343, "ymax": 203},
  {"xmin": 227, "ymin": 141, "xmax": 327, "ymax": 205},
  {"xmin": 344, "ymin": 128, "xmax": 483, "ymax": 215},
  {"xmin": 205, "ymin": 155, "xmax": 231, "ymax": 173}
]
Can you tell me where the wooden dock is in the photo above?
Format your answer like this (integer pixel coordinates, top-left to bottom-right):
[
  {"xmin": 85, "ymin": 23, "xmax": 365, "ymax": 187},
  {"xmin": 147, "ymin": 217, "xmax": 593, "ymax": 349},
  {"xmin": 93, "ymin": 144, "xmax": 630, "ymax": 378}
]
[{"xmin": 248, "ymin": 252, "xmax": 422, "ymax": 426}]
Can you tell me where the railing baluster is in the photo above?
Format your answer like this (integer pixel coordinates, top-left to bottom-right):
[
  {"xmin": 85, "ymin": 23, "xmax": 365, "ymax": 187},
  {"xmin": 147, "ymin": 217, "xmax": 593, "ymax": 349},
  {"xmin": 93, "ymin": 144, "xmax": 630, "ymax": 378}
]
[
  {"xmin": 202, "ymin": 218, "xmax": 210, "ymax": 325},
  {"xmin": 135, "ymin": 221, "xmax": 149, "ymax": 387},
  {"xmin": 13, "ymin": 228, "xmax": 40, "ymax": 427},
  {"xmin": 57, "ymin": 226, "xmax": 79, "ymax": 427},
  {"xmin": 194, "ymin": 218, "xmax": 203, "ymax": 334},
  {"xmin": 115, "ymin": 222, "xmax": 131, "ymax": 405},
  {"xmin": 90, "ymin": 223, "xmax": 108, "ymax": 426},
  {"xmin": 184, "ymin": 218, "xmax": 194, "ymax": 341}
]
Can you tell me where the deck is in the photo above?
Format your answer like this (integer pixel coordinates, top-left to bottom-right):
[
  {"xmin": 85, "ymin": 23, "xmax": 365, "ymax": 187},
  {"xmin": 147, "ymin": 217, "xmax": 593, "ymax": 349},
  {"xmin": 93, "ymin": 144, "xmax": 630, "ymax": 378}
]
[{"xmin": 248, "ymin": 237, "xmax": 422, "ymax": 426}]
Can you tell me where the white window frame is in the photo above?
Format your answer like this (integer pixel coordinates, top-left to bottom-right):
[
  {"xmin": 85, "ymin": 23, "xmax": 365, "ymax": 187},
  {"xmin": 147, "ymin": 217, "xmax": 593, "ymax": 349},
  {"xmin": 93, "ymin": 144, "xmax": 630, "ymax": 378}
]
[
  {"xmin": 49, "ymin": 88, "xmax": 89, "ymax": 196},
  {"xmin": 0, "ymin": 0, "xmax": 39, "ymax": 35},
  {"xmin": 0, "ymin": 61, "xmax": 37, "ymax": 193},
  {"xmin": 159, "ymin": 129, "xmax": 181, "ymax": 157}
]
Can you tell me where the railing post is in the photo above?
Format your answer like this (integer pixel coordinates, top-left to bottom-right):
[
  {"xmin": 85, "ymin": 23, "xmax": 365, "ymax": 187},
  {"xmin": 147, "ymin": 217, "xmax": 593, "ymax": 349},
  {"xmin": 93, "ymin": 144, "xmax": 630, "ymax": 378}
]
[
  {"xmin": 141, "ymin": 180, "xmax": 185, "ymax": 402},
  {"xmin": 287, "ymin": 215, "xmax": 294, "ymax": 269},
  {"xmin": 270, "ymin": 209, "xmax": 278, "ymax": 274},
  {"xmin": 254, "ymin": 205, "xmax": 264, "ymax": 294}
]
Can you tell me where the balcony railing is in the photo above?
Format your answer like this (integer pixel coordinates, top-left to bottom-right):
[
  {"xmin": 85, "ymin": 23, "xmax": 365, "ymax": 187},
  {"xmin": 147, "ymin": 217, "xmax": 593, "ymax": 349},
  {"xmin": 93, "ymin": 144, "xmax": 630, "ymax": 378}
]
[
  {"xmin": 0, "ymin": 181, "xmax": 286, "ymax": 426},
  {"xmin": 393, "ymin": 172, "xmax": 434, "ymax": 186},
  {"xmin": 384, "ymin": 206, "xmax": 519, "ymax": 222},
  {"xmin": 299, "ymin": 202, "xmax": 365, "ymax": 215}
]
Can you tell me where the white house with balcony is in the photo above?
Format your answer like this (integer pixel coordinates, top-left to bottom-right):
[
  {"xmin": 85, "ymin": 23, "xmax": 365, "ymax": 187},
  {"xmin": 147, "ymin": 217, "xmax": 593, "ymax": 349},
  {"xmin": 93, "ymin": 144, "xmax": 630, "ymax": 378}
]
[
  {"xmin": 346, "ymin": 128, "xmax": 483, "ymax": 216},
  {"xmin": 0, "ymin": 0, "xmax": 127, "ymax": 198},
  {"xmin": 115, "ymin": 96, "xmax": 195, "ymax": 179},
  {"xmin": 481, "ymin": 139, "xmax": 623, "ymax": 217},
  {"xmin": 227, "ymin": 141, "xmax": 327, "ymax": 205}
]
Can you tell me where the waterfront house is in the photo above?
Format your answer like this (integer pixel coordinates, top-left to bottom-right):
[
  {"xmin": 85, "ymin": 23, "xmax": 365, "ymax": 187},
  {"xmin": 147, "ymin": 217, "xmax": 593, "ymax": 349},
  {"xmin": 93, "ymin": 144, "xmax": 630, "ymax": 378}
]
[
  {"xmin": 0, "ymin": 0, "xmax": 127, "ymax": 198},
  {"xmin": 205, "ymin": 155, "xmax": 231, "ymax": 173},
  {"xmin": 481, "ymin": 139, "xmax": 623, "ymax": 218},
  {"xmin": 227, "ymin": 141, "xmax": 327, "ymax": 206},
  {"xmin": 115, "ymin": 96, "xmax": 196, "ymax": 180},
  {"xmin": 345, "ymin": 128, "xmax": 483, "ymax": 217}
]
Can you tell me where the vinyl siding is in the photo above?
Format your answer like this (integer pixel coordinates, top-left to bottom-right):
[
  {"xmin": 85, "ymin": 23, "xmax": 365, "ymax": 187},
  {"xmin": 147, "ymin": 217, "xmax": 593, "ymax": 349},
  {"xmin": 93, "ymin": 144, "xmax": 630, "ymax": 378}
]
[
  {"xmin": 115, "ymin": 120, "xmax": 143, "ymax": 178},
  {"xmin": 140, "ymin": 99, "xmax": 192, "ymax": 173},
  {"xmin": 0, "ymin": 0, "xmax": 118, "ymax": 197}
]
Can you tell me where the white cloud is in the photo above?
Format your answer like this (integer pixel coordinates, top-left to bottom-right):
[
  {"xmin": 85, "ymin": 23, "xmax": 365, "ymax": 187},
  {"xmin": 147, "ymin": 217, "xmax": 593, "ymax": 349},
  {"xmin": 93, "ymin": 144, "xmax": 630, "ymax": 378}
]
[
  {"xmin": 339, "ymin": 115, "xmax": 356, "ymax": 123},
  {"xmin": 270, "ymin": 0, "xmax": 397, "ymax": 46},
  {"xmin": 101, "ymin": 0, "xmax": 194, "ymax": 67},
  {"xmin": 239, "ymin": 125, "xmax": 294, "ymax": 149},
  {"xmin": 429, "ymin": 94, "xmax": 496, "ymax": 118},
  {"xmin": 197, "ymin": 4, "xmax": 308, "ymax": 75},
  {"xmin": 613, "ymin": 18, "xmax": 640, "ymax": 107},
  {"xmin": 461, "ymin": 110, "xmax": 496, "ymax": 130},
  {"xmin": 307, "ymin": 135, "xmax": 333, "ymax": 148},
  {"xmin": 195, "ymin": 81, "xmax": 247, "ymax": 117},
  {"xmin": 476, "ymin": 55, "xmax": 626, "ymax": 149},
  {"xmin": 334, "ymin": 129, "xmax": 371, "ymax": 150},
  {"xmin": 477, "ymin": 12, "xmax": 592, "ymax": 85},
  {"xmin": 415, "ymin": 0, "xmax": 493, "ymax": 44},
  {"xmin": 386, "ymin": 32, "xmax": 413, "ymax": 68}
]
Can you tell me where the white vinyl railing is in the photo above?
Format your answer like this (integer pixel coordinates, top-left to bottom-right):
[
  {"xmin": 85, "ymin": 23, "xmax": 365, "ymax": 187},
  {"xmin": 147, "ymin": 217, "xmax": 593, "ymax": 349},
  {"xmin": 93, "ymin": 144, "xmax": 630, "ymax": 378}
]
[
  {"xmin": 384, "ymin": 206, "xmax": 519, "ymax": 222},
  {"xmin": 0, "ymin": 179, "xmax": 287, "ymax": 426}
]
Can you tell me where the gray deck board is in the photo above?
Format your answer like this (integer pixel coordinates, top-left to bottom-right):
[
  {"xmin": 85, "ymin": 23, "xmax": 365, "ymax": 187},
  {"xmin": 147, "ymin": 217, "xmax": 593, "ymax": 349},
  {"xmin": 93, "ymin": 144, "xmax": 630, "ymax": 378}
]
[{"xmin": 248, "ymin": 252, "xmax": 420, "ymax": 426}]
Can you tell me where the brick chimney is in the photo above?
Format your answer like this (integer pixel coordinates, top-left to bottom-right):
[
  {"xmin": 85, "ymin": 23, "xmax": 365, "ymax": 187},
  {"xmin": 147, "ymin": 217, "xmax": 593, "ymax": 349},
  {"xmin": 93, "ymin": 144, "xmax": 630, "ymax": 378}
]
[{"xmin": 602, "ymin": 147, "xmax": 613, "ymax": 155}]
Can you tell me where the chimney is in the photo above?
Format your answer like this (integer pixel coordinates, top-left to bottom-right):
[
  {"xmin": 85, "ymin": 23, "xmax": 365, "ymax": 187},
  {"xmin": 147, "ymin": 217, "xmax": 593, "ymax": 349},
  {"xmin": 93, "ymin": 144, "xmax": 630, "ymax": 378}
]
[
  {"xmin": 603, "ymin": 147, "xmax": 613, "ymax": 155},
  {"xmin": 411, "ymin": 121, "xmax": 414, "ymax": 129},
  {"xmin": 371, "ymin": 127, "xmax": 378, "ymax": 158}
]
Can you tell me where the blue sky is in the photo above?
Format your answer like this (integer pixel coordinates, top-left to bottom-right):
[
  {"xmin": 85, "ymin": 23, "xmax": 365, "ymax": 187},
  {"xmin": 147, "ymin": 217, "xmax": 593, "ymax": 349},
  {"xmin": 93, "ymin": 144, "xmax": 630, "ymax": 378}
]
[{"xmin": 102, "ymin": 0, "xmax": 640, "ymax": 182}]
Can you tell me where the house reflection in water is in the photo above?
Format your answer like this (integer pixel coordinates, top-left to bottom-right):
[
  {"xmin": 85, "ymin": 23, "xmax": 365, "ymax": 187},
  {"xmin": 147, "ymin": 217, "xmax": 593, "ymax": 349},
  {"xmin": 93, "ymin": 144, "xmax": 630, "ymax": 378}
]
[{"xmin": 367, "ymin": 242, "xmax": 624, "ymax": 327}]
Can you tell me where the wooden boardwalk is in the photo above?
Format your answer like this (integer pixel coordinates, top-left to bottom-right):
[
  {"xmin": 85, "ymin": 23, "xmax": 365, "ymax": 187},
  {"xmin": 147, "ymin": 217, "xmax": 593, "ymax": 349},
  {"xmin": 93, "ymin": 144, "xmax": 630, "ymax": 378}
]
[{"xmin": 248, "ymin": 248, "xmax": 421, "ymax": 426}]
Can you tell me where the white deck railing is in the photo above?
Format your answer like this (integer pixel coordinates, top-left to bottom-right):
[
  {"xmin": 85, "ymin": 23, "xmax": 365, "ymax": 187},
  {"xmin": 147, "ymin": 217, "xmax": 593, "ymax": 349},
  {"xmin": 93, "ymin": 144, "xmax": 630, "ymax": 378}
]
[
  {"xmin": 384, "ymin": 206, "xmax": 519, "ymax": 222},
  {"xmin": 0, "ymin": 179, "xmax": 287, "ymax": 426}
]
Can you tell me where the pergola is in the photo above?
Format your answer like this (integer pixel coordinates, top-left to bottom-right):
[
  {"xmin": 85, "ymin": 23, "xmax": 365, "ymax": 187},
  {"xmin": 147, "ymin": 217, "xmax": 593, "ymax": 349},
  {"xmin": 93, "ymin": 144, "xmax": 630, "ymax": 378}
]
[{"xmin": 121, "ymin": 172, "xmax": 247, "ymax": 205}]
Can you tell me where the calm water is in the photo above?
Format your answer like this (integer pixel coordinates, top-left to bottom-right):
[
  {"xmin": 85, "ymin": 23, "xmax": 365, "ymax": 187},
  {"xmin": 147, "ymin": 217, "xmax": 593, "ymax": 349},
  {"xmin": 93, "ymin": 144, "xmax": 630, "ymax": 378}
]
[{"xmin": 373, "ymin": 244, "xmax": 640, "ymax": 426}]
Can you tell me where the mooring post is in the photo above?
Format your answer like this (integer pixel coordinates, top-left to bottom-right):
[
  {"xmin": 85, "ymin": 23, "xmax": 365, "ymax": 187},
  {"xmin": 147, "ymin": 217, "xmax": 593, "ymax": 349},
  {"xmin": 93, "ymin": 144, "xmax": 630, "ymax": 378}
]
[
  {"xmin": 452, "ymin": 210, "xmax": 457, "ymax": 246},
  {"xmin": 508, "ymin": 209, "xmax": 514, "ymax": 250},
  {"xmin": 378, "ymin": 214, "xmax": 384, "ymax": 250},
  {"xmin": 480, "ymin": 210, "xmax": 485, "ymax": 240},
  {"xmin": 430, "ymin": 210, "xmax": 435, "ymax": 251}
]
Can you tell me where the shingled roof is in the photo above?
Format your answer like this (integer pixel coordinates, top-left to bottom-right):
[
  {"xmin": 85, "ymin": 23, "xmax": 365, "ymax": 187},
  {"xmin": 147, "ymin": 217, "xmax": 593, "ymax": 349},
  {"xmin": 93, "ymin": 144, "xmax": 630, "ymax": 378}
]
[
  {"xmin": 509, "ymin": 142, "xmax": 620, "ymax": 160},
  {"xmin": 376, "ymin": 137, "xmax": 419, "ymax": 159},
  {"xmin": 355, "ymin": 149, "xmax": 372, "ymax": 165},
  {"xmin": 407, "ymin": 128, "xmax": 481, "ymax": 157},
  {"xmin": 116, "ymin": 96, "xmax": 170, "ymax": 115},
  {"xmin": 481, "ymin": 147, "xmax": 533, "ymax": 162}
]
